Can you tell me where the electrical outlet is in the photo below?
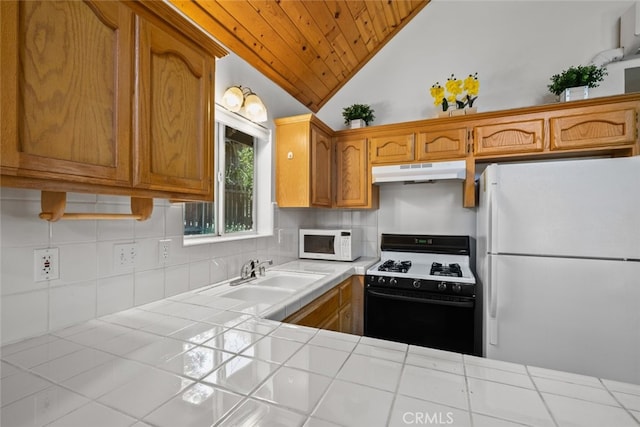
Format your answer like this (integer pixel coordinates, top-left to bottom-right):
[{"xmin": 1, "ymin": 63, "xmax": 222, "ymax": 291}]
[
  {"xmin": 158, "ymin": 239, "xmax": 171, "ymax": 264},
  {"xmin": 114, "ymin": 243, "xmax": 138, "ymax": 270},
  {"xmin": 34, "ymin": 248, "xmax": 59, "ymax": 282}
]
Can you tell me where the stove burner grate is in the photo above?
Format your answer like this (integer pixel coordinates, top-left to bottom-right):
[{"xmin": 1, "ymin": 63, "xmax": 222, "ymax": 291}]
[
  {"xmin": 378, "ymin": 260, "xmax": 412, "ymax": 273},
  {"xmin": 430, "ymin": 262, "xmax": 462, "ymax": 277}
]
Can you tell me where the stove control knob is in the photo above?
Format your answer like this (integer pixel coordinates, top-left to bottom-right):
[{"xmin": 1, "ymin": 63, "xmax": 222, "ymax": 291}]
[
  {"xmin": 389, "ymin": 278, "xmax": 398, "ymax": 286},
  {"xmin": 452, "ymin": 284, "xmax": 462, "ymax": 293},
  {"xmin": 438, "ymin": 282, "xmax": 447, "ymax": 291},
  {"xmin": 412, "ymin": 280, "xmax": 421, "ymax": 289},
  {"xmin": 377, "ymin": 277, "xmax": 386, "ymax": 285}
]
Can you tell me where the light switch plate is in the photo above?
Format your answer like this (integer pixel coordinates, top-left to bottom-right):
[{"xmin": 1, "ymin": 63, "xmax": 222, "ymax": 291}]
[
  {"xmin": 114, "ymin": 243, "xmax": 138, "ymax": 270},
  {"xmin": 158, "ymin": 239, "xmax": 171, "ymax": 264}
]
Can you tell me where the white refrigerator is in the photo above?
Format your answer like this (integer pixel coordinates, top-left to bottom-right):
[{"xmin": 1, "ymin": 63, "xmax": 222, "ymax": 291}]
[{"xmin": 477, "ymin": 156, "xmax": 640, "ymax": 384}]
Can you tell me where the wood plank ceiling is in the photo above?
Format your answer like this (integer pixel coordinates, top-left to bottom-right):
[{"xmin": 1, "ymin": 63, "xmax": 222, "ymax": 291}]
[{"xmin": 168, "ymin": 0, "xmax": 430, "ymax": 112}]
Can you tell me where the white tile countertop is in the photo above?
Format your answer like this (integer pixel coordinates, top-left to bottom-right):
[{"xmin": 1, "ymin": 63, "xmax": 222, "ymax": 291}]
[{"xmin": 2, "ymin": 258, "xmax": 640, "ymax": 427}]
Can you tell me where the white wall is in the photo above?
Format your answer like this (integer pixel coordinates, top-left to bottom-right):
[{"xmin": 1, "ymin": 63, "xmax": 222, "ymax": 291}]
[
  {"xmin": 316, "ymin": 0, "xmax": 632, "ymax": 129},
  {"xmin": 377, "ymin": 181, "xmax": 476, "ymax": 237}
]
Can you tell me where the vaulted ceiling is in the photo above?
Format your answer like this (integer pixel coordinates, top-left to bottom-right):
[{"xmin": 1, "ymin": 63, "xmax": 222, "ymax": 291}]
[{"xmin": 168, "ymin": 0, "xmax": 430, "ymax": 112}]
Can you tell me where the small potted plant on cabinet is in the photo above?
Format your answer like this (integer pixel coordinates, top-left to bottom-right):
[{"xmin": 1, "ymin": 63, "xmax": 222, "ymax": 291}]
[
  {"xmin": 342, "ymin": 103, "xmax": 375, "ymax": 129},
  {"xmin": 548, "ymin": 64, "xmax": 607, "ymax": 102}
]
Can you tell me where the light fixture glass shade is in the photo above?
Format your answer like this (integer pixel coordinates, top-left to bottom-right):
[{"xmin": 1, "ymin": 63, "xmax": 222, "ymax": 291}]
[
  {"xmin": 244, "ymin": 93, "xmax": 267, "ymax": 122},
  {"xmin": 222, "ymin": 86, "xmax": 244, "ymax": 112}
]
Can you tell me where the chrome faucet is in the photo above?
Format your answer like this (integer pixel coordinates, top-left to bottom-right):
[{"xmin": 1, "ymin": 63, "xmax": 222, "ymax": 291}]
[
  {"xmin": 256, "ymin": 259, "xmax": 273, "ymax": 276},
  {"xmin": 240, "ymin": 259, "xmax": 273, "ymax": 280}
]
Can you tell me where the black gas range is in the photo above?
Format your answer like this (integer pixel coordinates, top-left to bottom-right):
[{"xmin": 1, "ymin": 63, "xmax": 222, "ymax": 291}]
[{"xmin": 364, "ymin": 234, "xmax": 481, "ymax": 355}]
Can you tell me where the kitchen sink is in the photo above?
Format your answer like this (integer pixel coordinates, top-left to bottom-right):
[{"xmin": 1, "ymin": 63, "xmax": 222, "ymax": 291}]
[
  {"xmin": 213, "ymin": 270, "xmax": 325, "ymax": 303},
  {"xmin": 252, "ymin": 271, "xmax": 324, "ymax": 290},
  {"xmin": 220, "ymin": 286, "xmax": 295, "ymax": 303}
]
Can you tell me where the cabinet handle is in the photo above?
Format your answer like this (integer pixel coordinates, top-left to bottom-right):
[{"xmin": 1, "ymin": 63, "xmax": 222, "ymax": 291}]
[{"xmin": 39, "ymin": 191, "xmax": 153, "ymax": 222}]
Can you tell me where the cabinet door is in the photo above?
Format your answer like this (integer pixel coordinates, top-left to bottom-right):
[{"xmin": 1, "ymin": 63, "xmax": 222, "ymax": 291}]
[
  {"xmin": 350, "ymin": 276, "xmax": 364, "ymax": 336},
  {"xmin": 370, "ymin": 132, "xmax": 415, "ymax": 164},
  {"xmin": 1, "ymin": 1, "xmax": 132, "ymax": 186},
  {"xmin": 321, "ymin": 313, "xmax": 341, "ymax": 332},
  {"xmin": 135, "ymin": 17, "xmax": 213, "ymax": 199},
  {"xmin": 338, "ymin": 303, "xmax": 353, "ymax": 334},
  {"xmin": 310, "ymin": 125, "xmax": 332, "ymax": 207},
  {"xmin": 549, "ymin": 108, "xmax": 636, "ymax": 151},
  {"xmin": 339, "ymin": 278, "xmax": 352, "ymax": 305},
  {"xmin": 275, "ymin": 119, "xmax": 311, "ymax": 207},
  {"xmin": 474, "ymin": 119, "xmax": 544, "ymax": 157},
  {"xmin": 416, "ymin": 126, "xmax": 468, "ymax": 161},
  {"xmin": 335, "ymin": 137, "xmax": 369, "ymax": 207},
  {"xmin": 284, "ymin": 288, "xmax": 339, "ymax": 328}
]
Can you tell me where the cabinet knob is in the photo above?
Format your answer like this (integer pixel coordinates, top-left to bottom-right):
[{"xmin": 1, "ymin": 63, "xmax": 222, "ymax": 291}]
[{"xmin": 287, "ymin": 151, "xmax": 294, "ymax": 159}]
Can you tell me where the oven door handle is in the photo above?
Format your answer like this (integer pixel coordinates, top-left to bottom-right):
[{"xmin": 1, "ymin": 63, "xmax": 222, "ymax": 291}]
[{"xmin": 367, "ymin": 290, "xmax": 474, "ymax": 308}]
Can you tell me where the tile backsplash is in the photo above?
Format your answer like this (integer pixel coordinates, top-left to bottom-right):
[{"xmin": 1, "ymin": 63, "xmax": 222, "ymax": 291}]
[
  {"xmin": 0, "ymin": 189, "xmax": 313, "ymax": 344},
  {"xmin": 2, "ymin": 184, "xmax": 474, "ymax": 345}
]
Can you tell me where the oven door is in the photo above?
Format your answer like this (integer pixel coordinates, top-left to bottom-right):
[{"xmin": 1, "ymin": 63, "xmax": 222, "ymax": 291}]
[{"xmin": 364, "ymin": 285, "xmax": 477, "ymax": 355}]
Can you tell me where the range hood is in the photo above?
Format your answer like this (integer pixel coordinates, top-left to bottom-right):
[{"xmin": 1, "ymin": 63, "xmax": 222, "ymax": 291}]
[{"xmin": 372, "ymin": 160, "xmax": 466, "ymax": 183}]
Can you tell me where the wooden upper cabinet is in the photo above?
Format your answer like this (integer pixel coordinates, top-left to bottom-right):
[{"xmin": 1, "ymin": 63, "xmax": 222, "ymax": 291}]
[
  {"xmin": 370, "ymin": 132, "xmax": 415, "ymax": 164},
  {"xmin": 1, "ymin": 0, "xmax": 225, "ymax": 201},
  {"xmin": 549, "ymin": 107, "xmax": 636, "ymax": 151},
  {"xmin": 310, "ymin": 125, "xmax": 332, "ymax": 207},
  {"xmin": 334, "ymin": 136, "xmax": 371, "ymax": 208},
  {"xmin": 416, "ymin": 125, "xmax": 469, "ymax": 161},
  {"xmin": 474, "ymin": 119, "xmax": 544, "ymax": 157},
  {"xmin": 1, "ymin": 0, "xmax": 133, "ymax": 186},
  {"xmin": 275, "ymin": 114, "xmax": 333, "ymax": 208},
  {"xmin": 134, "ymin": 16, "xmax": 214, "ymax": 199}
]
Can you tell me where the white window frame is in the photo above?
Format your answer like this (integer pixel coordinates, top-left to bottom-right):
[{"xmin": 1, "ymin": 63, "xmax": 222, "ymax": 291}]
[{"xmin": 183, "ymin": 106, "xmax": 273, "ymax": 246}]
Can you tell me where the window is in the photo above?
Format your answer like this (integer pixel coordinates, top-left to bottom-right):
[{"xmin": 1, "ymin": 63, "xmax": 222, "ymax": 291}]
[{"xmin": 183, "ymin": 106, "xmax": 272, "ymax": 244}]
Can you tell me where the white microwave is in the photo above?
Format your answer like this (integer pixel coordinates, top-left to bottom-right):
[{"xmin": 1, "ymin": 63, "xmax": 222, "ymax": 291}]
[{"xmin": 299, "ymin": 228, "xmax": 362, "ymax": 261}]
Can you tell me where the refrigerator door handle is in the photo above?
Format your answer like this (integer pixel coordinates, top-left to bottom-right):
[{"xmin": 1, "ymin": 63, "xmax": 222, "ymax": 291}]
[
  {"xmin": 488, "ymin": 178, "xmax": 498, "ymax": 253},
  {"xmin": 488, "ymin": 254, "xmax": 499, "ymax": 346},
  {"xmin": 488, "ymin": 255, "xmax": 498, "ymax": 318}
]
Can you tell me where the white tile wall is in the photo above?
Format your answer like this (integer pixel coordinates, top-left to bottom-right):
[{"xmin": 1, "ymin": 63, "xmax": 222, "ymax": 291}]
[
  {"xmin": 1, "ymin": 184, "xmax": 469, "ymax": 344},
  {"xmin": 58, "ymin": 243, "xmax": 98, "ymax": 286},
  {"xmin": 1, "ymin": 291, "xmax": 49, "ymax": 343},
  {"xmin": 0, "ymin": 189, "xmax": 311, "ymax": 345},
  {"xmin": 134, "ymin": 268, "xmax": 165, "ymax": 306},
  {"xmin": 97, "ymin": 275, "xmax": 135, "ymax": 317},
  {"xmin": 314, "ymin": 208, "xmax": 379, "ymax": 258},
  {"xmin": 49, "ymin": 282, "xmax": 97, "ymax": 330},
  {"xmin": 164, "ymin": 265, "xmax": 190, "ymax": 298}
]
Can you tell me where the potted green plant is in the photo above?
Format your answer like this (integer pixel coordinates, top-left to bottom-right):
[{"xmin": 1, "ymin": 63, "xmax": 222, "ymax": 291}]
[
  {"xmin": 342, "ymin": 103, "xmax": 375, "ymax": 128},
  {"xmin": 547, "ymin": 64, "xmax": 607, "ymax": 102}
]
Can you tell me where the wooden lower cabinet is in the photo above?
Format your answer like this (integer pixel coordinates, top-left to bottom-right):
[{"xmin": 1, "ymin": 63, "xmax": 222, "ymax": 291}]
[
  {"xmin": 321, "ymin": 313, "xmax": 340, "ymax": 332},
  {"xmin": 338, "ymin": 303, "xmax": 353, "ymax": 333},
  {"xmin": 351, "ymin": 275, "xmax": 364, "ymax": 335},
  {"xmin": 285, "ymin": 287, "xmax": 340, "ymax": 328},
  {"xmin": 284, "ymin": 277, "xmax": 360, "ymax": 335}
]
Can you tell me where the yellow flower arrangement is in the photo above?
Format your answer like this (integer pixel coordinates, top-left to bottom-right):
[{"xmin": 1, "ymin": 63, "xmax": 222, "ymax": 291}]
[
  {"xmin": 430, "ymin": 73, "xmax": 479, "ymax": 111},
  {"xmin": 463, "ymin": 73, "xmax": 479, "ymax": 106}
]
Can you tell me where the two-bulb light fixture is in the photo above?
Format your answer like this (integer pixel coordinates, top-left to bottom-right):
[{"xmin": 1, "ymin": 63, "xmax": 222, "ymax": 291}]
[{"xmin": 221, "ymin": 85, "xmax": 268, "ymax": 123}]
